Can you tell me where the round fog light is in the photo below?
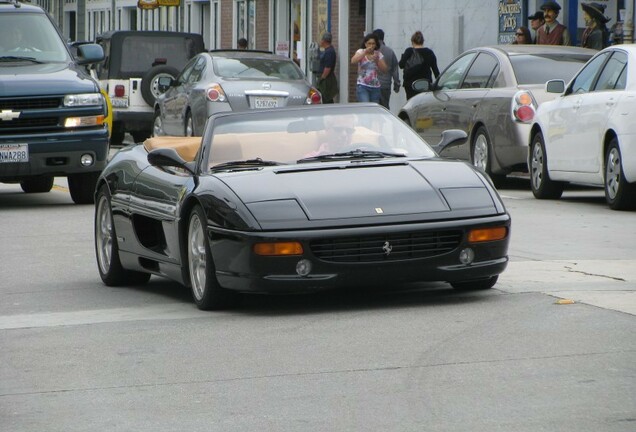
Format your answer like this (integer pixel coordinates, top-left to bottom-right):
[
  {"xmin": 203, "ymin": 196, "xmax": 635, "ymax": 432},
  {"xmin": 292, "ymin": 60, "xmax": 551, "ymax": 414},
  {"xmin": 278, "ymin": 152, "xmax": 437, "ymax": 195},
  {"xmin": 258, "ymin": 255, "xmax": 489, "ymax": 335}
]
[
  {"xmin": 459, "ymin": 248, "xmax": 475, "ymax": 265},
  {"xmin": 296, "ymin": 259, "xmax": 312, "ymax": 277},
  {"xmin": 80, "ymin": 154, "xmax": 94, "ymax": 166}
]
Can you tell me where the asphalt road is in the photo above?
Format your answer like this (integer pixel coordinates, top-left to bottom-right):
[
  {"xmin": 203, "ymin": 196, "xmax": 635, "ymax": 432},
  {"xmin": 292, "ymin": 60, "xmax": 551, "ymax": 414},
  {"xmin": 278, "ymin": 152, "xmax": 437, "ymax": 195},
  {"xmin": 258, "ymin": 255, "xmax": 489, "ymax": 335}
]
[{"xmin": 1, "ymin": 177, "xmax": 634, "ymax": 431}]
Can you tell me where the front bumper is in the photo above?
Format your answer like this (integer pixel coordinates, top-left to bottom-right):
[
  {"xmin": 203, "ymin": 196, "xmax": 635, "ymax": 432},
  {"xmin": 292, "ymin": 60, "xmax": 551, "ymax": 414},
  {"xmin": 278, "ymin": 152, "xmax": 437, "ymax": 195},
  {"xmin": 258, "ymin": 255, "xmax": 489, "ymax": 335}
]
[
  {"xmin": 210, "ymin": 214, "xmax": 511, "ymax": 293},
  {"xmin": 0, "ymin": 128, "xmax": 109, "ymax": 181}
]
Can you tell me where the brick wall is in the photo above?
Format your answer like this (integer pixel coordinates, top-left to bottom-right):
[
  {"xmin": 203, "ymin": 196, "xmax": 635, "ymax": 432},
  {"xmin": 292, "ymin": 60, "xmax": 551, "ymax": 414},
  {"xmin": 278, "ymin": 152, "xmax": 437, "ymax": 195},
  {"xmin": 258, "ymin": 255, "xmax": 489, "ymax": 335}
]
[
  {"xmin": 255, "ymin": 1, "xmax": 269, "ymax": 51},
  {"xmin": 220, "ymin": 0, "xmax": 232, "ymax": 48}
]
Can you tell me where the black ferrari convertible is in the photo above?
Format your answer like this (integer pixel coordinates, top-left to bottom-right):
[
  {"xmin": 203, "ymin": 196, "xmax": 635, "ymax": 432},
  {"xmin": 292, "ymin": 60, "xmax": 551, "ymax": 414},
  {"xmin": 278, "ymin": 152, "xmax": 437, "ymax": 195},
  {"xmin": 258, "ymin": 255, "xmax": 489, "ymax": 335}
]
[{"xmin": 94, "ymin": 104, "xmax": 511, "ymax": 310}]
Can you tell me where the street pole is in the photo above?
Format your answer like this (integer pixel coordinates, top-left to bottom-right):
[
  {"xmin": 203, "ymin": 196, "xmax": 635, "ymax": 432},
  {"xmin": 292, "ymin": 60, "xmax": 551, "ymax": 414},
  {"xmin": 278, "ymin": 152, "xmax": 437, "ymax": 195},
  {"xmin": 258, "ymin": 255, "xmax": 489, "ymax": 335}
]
[{"xmin": 624, "ymin": 0, "xmax": 634, "ymax": 43}]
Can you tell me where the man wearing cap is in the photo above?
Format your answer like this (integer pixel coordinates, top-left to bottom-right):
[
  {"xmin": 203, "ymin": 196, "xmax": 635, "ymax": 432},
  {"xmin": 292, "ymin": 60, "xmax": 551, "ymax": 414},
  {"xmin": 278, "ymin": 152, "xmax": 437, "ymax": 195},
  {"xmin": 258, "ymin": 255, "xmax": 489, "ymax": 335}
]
[
  {"xmin": 581, "ymin": 2, "xmax": 611, "ymax": 50},
  {"xmin": 317, "ymin": 32, "xmax": 338, "ymax": 104},
  {"xmin": 536, "ymin": 1, "xmax": 571, "ymax": 45},
  {"xmin": 373, "ymin": 29, "xmax": 400, "ymax": 110},
  {"xmin": 528, "ymin": 11, "xmax": 545, "ymax": 43}
]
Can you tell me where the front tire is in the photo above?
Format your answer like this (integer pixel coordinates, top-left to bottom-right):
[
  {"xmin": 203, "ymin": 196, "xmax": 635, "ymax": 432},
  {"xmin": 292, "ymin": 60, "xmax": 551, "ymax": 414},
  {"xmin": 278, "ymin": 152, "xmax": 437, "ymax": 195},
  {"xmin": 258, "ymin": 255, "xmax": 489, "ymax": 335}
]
[
  {"xmin": 152, "ymin": 109, "xmax": 164, "ymax": 137},
  {"xmin": 95, "ymin": 185, "xmax": 151, "ymax": 286},
  {"xmin": 187, "ymin": 205, "xmax": 238, "ymax": 310},
  {"xmin": 68, "ymin": 172, "xmax": 100, "ymax": 204},
  {"xmin": 529, "ymin": 132, "xmax": 564, "ymax": 199},
  {"xmin": 20, "ymin": 176, "xmax": 53, "ymax": 193},
  {"xmin": 184, "ymin": 111, "xmax": 194, "ymax": 137},
  {"xmin": 605, "ymin": 138, "xmax": 636, "ymax": 210}
]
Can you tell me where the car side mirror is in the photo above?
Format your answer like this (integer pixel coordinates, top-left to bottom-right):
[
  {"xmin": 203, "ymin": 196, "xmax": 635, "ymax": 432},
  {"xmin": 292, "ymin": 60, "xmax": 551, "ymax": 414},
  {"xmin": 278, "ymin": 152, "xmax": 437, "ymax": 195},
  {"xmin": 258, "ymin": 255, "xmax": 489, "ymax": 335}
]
[
  {"xmin": 431, "ymin": 129, "xmax": 468, "ymax": 153},
  {"xmin": 157, "ymin": 76, "xmax": 175, "ymax": 93},
  {"xmin": 76, "ymin": 43, "xmax": 105, "ymax": 65},
  {"xmin": 147, "ymin": 147, "xmax": 196, "ymax": 175},
  {"xmin": 546, "ymin": 79, "xmax": 565, "ymax": 94},
  {"xmin": 412, "ymin": 79, "xmax": 431, "ymax": 94}
]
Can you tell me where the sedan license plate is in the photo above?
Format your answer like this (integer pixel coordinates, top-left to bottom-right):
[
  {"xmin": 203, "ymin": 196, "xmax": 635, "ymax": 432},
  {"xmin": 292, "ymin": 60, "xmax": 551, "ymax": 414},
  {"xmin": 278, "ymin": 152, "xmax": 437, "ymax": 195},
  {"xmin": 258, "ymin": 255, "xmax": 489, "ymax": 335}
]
[
  {"xmin": 0, "ymin": 143, "xmax": 29, "ymax": 163},
  {"xmin": 111, "ymin": 97, "xmax": 129, "ymax": 108},
  {"xmin": 253, "ymin": 97, "xmax": 278, "ymax": 109}
]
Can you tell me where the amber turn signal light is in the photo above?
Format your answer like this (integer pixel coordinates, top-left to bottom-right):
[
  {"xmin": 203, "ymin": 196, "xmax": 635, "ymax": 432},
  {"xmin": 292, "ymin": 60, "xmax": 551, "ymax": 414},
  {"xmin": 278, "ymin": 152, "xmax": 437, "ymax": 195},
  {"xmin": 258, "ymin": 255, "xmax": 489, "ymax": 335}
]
[
  {"xmin": 253, "ymin": 242, "xmax": 304, "ymax": 256},
  {"xmin": 468, "ymin": 227, "xmax": 508, "ymax": 243}
]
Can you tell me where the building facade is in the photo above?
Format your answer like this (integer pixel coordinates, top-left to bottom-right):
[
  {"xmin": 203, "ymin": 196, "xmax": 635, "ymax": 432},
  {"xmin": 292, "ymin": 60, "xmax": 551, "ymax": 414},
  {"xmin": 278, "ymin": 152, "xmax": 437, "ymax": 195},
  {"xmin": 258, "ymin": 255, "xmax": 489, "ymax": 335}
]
[{"xmin": 35, "ymin": 0, "xmax": 635, "ymax": 111}]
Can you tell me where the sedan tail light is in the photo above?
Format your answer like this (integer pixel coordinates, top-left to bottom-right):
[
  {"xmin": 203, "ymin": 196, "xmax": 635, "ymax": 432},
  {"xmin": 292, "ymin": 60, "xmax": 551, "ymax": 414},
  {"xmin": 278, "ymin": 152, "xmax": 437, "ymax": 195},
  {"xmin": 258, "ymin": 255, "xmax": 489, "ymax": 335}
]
[
  {"xmin": 306, "ymin": 88, "xmax": 322, "ymax": 104},
  {"xmin": 206, "ymin": 83, "xmax": 227, "ymax": 102},
  {"xmin": 512, "ymin": 90, "xmax": 536, "ymax": 123}
]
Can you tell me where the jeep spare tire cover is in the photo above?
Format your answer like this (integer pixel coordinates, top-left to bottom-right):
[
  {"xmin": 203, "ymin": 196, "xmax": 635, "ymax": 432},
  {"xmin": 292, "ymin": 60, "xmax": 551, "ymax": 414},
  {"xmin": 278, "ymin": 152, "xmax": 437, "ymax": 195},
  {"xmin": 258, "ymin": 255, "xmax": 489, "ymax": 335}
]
[{"xmin": 141, "ymin": 65, "xmax": 180, "ymax": 106}]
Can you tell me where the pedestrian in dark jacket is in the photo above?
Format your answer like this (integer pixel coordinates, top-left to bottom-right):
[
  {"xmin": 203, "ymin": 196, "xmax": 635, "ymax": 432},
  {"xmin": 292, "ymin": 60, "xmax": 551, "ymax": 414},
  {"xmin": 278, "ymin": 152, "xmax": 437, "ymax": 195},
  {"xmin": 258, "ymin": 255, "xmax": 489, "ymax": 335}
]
[
  {"xmin": 373, "ymin": 29, "xmax": 400, "ymax": 109},
  {"xmin": 317, "ymin": 32, "xmax": 338, "ymax": 103},
  {"xmin": 580, "ymin": 2, "xmax": 611, "ymax": 50},
  {"xmin": 398, "ymin": 31, "xmax": 439, "ymax": 100}
]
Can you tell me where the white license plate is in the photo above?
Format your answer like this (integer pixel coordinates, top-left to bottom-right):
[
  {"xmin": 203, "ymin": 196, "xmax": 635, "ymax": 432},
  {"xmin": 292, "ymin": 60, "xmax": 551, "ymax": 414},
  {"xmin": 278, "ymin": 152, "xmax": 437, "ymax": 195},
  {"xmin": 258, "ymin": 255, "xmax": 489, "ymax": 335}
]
[
  {"xmin": 253, "ymin": 97, "xmax": 278, "ymax": 109},
  {"xmin": 0, "ymin": 143, "xmax": 29, "ymax": 163},
  {"xmin": 111, "ymin": 97, "xmax": 129, "ymax": 108}
]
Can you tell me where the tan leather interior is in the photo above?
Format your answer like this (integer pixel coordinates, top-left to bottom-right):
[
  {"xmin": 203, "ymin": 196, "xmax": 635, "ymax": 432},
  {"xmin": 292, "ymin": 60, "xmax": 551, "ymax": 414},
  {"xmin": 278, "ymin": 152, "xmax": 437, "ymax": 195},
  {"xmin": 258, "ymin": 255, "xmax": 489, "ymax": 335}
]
[
  {"xmin": 143, "ymin": 127, "xmax": 382, "ymax": 168},
  {"xmin": 143, "ymin": 136, "xmax": 202, "ymax": 162}
]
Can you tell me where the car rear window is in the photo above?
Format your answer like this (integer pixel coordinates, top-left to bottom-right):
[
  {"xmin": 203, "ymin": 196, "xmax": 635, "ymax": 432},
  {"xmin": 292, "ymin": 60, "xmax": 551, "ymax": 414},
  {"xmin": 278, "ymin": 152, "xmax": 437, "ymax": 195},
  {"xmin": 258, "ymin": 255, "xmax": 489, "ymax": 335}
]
[
  {"xmin": 119, "ymin": 35, "xmax": 199, "ymax": 75},
  {"xmin": 510, "ymin": 54, "xmax": 593, "ymax": 84},
  {"xmin": 213, "ymin": 57, "xmax": 305, "ymax": 80}
]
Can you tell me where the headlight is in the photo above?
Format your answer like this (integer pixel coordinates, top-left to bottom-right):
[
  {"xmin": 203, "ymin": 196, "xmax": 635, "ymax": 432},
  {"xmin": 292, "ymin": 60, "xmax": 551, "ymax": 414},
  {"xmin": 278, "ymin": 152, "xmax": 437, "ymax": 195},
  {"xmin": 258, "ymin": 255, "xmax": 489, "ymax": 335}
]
[{"xmin": 64, "ymin": 93, "xmax": 103, "ymax": 107}]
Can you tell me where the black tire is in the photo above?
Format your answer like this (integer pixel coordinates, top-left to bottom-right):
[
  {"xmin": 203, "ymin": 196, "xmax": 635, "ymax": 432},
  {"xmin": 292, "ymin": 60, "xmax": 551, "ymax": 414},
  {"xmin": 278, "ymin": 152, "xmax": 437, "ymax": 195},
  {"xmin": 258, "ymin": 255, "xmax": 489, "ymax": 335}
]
[
  {"xmin": 184, "ymin": 111, "xmax": 194, "ymax": 137},
  {"xmin": 529, "ymin": 132, "xmax": 564, "ymax": 199},
  {"xmin": 451, "ymin": 275, "xmax": 498, "ymax": 290},
  {"xmin": 187, "ymin": 205, "xmax": 238, "ymax": 310},
  {"xmin": 605, "ymin": 138, "xmax": 636, "ymax": 210},
  {"xmin": 110, "ymin": 122, "xmax": 125, "ymax": 146},
  {"xmin": 68, "ymin": 171, "xmax": 100, "ymax": 204},
  {"xmin": 131, "ymin": 130, "xmax": 151, "ymax": 143},
  {"xmin": 95, "ymin": 185, "xmax": 151, "ymax": 286},
  {"xmin": 20, "ymin": 176, "xmax": 53, "ymax": 193},
  {"xmin": 140, "ymin": 65, "xmax": 180, "ymax": 106},
  {"xmin": 471, "ymin": 126, "xmax": 506, "ymax": 188}
]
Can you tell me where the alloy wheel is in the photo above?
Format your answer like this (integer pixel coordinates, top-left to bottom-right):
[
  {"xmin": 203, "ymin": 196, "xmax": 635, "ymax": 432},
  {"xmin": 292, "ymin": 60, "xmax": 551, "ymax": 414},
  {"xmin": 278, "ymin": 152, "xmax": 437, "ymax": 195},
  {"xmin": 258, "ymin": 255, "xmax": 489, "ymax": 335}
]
[
  {"xmin": 605, "ymin": 146, "xmax": 621, "ymax": 200},
  {"xmin": 188, "ymin": 213, "xmax": 207, "ymax": 301},
  {"xmin": 96, "ymin": 195, "xmax": 113, "ymax": 274},
  {"xmin": 473, "ymin": 133, "xmax": 488, "ymax": 172},
  {"xmin": 530, "ymin": 142, "xmax": 544, "ymax": 191}
]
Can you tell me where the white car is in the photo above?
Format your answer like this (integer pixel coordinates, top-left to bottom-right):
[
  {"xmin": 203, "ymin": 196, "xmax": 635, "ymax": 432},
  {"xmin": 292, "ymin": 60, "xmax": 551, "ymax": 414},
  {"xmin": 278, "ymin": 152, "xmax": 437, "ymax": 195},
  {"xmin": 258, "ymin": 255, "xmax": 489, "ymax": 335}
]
[{"xmin": 529, "ymin": 44, "xmax": 636, "ymax": 210}]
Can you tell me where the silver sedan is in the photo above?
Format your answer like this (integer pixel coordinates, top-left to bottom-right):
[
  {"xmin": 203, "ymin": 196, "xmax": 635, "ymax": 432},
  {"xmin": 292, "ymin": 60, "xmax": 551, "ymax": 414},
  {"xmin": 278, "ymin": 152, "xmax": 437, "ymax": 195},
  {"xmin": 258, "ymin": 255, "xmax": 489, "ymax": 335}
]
[
  {"xmin": 398, "ymin": 45, "xmax": 596, "ymax": 186},
  {"xmin": 153, "ymin": 50, "xmax": 322, "ymax": 137}
]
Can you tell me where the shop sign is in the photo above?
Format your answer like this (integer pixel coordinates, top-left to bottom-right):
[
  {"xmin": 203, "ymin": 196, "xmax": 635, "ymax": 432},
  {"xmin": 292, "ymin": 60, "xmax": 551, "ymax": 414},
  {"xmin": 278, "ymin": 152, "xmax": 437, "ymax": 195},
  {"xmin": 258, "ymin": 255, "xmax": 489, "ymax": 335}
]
[{"xmin": 498, "ymin": 0, "xmax": 522, "ymax": 44}]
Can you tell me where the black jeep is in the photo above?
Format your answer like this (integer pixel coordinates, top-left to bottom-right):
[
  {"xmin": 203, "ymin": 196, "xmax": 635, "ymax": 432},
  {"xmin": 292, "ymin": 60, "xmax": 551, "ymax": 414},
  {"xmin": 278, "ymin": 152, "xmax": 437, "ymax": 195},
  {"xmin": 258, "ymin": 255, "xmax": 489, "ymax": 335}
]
[{"xmin": 93, "ymin": 31, "xmax": 205, "ymax": 144}]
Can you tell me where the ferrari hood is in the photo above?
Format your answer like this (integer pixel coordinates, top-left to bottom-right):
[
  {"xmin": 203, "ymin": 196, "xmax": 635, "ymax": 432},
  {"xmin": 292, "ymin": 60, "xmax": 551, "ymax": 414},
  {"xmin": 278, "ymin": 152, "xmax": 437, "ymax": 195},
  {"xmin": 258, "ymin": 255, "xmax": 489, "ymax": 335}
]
[{"xmin": 215, "ymin": 160, "xmax": 501, "ymax": 229}]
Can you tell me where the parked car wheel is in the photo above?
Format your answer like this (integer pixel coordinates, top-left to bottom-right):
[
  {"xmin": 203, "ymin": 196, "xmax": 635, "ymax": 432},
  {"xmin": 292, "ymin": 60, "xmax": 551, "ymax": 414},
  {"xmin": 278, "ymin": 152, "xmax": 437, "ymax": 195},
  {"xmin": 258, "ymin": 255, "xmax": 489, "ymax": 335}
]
[
  {"xmin": 530, "ymin": 132, "xmax": 564, "ymax": 199},
  {"xmin": 95, "ymin": 186, "xmax": 151, "ymax": 286},
  {"xmin": 68, "ymin": 172, "xmax": 100, "ymax": 204},
  {"xmin": 187, "ymin": 205, "xmax": 238, "ymax": 310},
  {"xmin": 141, "ymin": 65, "xmax": 180, "ymax": 106},
  {"xmin": 451, "ymin": 275, "xmax": 498, "ymax": 290},
  {"xmin": 20, "ymin": 176, "xmax": 53, "ymax": 193},
  {"xmin": 110, "ymin": 122, "xmax": 125, "ymax": 146},
  {"xmin": 605, "ymin": 138, "xmax": 636, "ymax": 210},
  {"xmin": 472, "ymin": 126, "xmax": 506, "ymax": 187},
  {"xmin": 185, "ymin": 111, "xmax": 194, "ymax": 137},
  {"xmin": 152, "ymin": 109, "xmax": 164, "ymax": 137},
  {"xmin": 131, "ymin": 130, "xmax": 150, "ymax": 143}
]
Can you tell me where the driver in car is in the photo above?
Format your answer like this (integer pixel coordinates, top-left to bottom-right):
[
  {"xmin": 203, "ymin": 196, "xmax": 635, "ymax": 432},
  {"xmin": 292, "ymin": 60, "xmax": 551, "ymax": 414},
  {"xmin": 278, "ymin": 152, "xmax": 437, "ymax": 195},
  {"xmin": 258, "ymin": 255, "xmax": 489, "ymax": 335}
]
[{"xmin": 304, "ymin": 114, "xmax": 357, "ymax": 158}]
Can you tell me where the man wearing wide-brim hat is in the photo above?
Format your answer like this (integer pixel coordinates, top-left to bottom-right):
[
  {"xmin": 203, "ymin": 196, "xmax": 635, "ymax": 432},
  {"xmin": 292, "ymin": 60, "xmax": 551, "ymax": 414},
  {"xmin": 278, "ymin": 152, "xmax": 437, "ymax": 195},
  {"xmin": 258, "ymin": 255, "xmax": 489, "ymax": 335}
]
[
  {"xmin": 536, "ymin": 1, "xmax": 571, "ymax": 46},
  {"xmin": 581, "ymin": 2, "xmax": 611, "ymax": 50}
]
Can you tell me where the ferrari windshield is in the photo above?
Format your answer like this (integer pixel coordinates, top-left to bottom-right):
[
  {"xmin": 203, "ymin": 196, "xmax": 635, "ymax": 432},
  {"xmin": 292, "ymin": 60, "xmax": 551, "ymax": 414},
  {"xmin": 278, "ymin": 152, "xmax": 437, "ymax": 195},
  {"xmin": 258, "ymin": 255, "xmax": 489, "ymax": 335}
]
[{"xmin": 205, "ymin": 106, "xmax": 436, "ymax": 168}]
